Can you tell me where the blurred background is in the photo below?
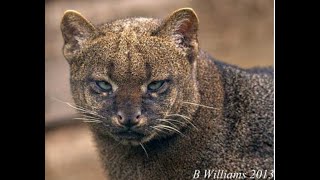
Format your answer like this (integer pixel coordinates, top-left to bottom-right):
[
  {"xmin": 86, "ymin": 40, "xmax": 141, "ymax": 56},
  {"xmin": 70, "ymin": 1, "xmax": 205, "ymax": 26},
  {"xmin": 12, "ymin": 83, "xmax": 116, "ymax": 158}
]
[{"xmin": 45, "ymin": 0, "xmax": 274, "ymax": 179}]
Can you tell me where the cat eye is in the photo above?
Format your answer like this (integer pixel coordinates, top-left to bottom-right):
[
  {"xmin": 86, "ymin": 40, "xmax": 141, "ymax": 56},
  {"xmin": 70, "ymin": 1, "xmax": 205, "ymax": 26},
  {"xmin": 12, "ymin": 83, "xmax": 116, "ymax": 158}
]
[
  {"xmin": 96, "ymin": 81, "xmax": 112, "ymax": 92},
  {"xmin": 147, "ymin": 80, "xmax": 166, "ymax": 91}
]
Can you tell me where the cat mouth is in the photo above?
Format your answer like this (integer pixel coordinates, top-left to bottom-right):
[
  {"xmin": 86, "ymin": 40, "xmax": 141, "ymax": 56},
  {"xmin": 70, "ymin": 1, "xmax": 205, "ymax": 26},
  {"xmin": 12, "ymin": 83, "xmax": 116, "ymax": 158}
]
[
  {"xmin": 115, "ymin": 130, "xmax": 146, "ymax": 140},
  {"xmin": 112, "ymin": 129, "xmax": 157, "ymax": 146}
]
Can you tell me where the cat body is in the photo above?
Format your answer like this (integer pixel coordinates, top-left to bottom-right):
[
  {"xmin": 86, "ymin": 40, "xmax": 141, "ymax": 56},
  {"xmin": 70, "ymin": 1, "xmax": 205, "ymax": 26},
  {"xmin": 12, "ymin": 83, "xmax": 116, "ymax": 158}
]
[{"xmin": 61, "ymin": 8, "xmax": 273, "ymax": 179}]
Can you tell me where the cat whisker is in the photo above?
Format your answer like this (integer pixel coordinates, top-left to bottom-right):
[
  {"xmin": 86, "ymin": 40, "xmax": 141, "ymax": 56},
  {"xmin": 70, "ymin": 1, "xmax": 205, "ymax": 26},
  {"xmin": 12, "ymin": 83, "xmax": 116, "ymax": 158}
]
[
  {"xmin": 182, "ymin": 101, "xmax": 220, "ymax": 110},
  {"xmin": 154, "ymin": 124, "xmax": 185, "ymax": 137},
  {"xmin": 51, "ymin": 97, "xmax": 89, "ymax": 112},
  {"xmin": 81, "ymin": 114, "xmax": 99, "ymax": 118},
  {"xmin": 139, "ymin": 143, "xmax": 149, "ymax": 159},
  {"xmin": 80, "ymin": 113, "xmax": 105, "ymax": 119},
  {"xmin": 83, "ymin": 121, "xmax": 103, "ymax": 123},
  {"xmin": 151, "ymin": 126, "xmax": 167, "ymax": 134},
  {"xmin": 156, "ymin": 119, "xmax": 181, "ymax": 128},
  {"xmin": 159, "ymin": 118, "xmax": 186, "ymax": 125},
  {"xmin": 166, "ymin": 113, "xmax": 191, "ymax": 120},
  {"xmin": 74, "ymin": 117, "xmax": 101, "ymax": 121},
  {"xmin": 165, "ymin": 114, "xmax": 198, "ymax": 131},
  {"xmin": 154, "ymin": 125, "xmax": 173, "ymax": 133},
  {"xmin": 51, "ymin": 97, "xmax": 105, "ymax": 118},
  {"xmin": 77, "ymin": 107, "xmax": 102, "ymax": 116},
  {"xmin": 75, "ymin": 115, "xmax": 102, "ymax": 120},
  {"xmin": 80, "ymin": 114, "xmax": 101, "ymax": 119},
  {"xmin": 81, "ymin": 112, "xmax": 105, "ymax": 119},
  {"xmin": 73, "ymin": 117, "xmax": 102, "ymax": 123},
  {"xmin": 83, "ymin": 113, "xmax": 105, "ymax": 119}
]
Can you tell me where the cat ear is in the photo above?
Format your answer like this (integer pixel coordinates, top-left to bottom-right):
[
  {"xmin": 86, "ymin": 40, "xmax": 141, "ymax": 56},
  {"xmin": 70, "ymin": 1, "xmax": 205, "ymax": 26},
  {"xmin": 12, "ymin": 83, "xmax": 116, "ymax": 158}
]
[
  {"xmin": 152, "ymin": 8, "xmax": 199, "ymax": 61},
  {"xmin": 61, "ymin": 10, "xmax": 97, "ymax": 62}
]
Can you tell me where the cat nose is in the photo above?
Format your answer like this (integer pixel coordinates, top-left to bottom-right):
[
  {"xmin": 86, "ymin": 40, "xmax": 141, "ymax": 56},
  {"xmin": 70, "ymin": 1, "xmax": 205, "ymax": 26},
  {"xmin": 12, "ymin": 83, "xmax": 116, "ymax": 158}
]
[{"xmin": 117, "ymin": 111, "xmax": 141, "ymax": 128}]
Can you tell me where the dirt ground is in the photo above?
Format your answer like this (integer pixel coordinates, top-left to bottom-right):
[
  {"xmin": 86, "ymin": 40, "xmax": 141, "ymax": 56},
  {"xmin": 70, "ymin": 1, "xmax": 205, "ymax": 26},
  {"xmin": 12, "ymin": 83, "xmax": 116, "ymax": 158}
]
[{"xmin": 45, "ymin": 0, "xmax": 273, "ymax": 179}]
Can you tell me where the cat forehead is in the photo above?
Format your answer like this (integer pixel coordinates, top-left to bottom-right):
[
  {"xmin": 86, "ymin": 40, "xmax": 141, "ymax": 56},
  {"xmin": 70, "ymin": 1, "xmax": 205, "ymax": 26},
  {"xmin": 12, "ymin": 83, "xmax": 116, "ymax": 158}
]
[
  {"xmin": 85, "ymin": 36, "xmax": 177, "ymax": 83},
  {"xmin": 99, "ymin": 17, "xmax": 160, "ymax": 35},
  {"xmin": 81, "ymin": 18, "xmax": 189, "ymax": 82}
]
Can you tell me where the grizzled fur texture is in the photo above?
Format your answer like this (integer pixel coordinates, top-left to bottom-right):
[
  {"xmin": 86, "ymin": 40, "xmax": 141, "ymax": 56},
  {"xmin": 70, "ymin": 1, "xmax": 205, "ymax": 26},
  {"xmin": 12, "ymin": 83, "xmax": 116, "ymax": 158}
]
[{"xmin": 61, "ymin": 8, "xmax": 273, "ymax": 180}]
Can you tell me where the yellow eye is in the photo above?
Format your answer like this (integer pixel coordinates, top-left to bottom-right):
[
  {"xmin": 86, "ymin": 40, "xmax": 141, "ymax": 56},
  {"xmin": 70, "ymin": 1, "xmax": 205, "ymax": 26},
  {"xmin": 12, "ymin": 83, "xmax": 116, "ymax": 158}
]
[
  {"xmin": 96, "ymin": 81, "xmax": 112, "ymax": 91},
  {"xmin": 147, "ymin": 81, "xmax": 165, "ymax": 91}
]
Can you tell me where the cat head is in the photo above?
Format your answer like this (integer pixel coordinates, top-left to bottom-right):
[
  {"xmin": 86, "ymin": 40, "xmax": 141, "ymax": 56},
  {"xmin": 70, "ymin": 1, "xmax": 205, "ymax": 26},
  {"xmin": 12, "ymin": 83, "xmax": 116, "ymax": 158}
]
[{"xmin": 61, "ymin": 8, "xmax": 200, "ymax": 146}]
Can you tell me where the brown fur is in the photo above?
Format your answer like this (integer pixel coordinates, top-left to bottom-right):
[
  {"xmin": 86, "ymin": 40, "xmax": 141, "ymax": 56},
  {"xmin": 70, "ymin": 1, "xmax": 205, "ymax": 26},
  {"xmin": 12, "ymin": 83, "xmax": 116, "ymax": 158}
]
[{"xmin": 61, "ymin": 8, "xmax": 273, "ymax": 179}]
